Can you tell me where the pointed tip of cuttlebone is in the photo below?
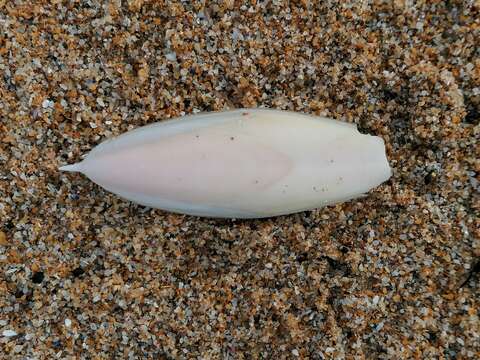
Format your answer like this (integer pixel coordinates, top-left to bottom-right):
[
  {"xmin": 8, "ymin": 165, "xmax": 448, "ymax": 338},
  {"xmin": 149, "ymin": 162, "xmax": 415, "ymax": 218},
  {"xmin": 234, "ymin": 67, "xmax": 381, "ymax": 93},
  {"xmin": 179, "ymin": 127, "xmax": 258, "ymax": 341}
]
[{"xmin": 59, "ymin": 162, "xmax": 83, "ymax": 173}]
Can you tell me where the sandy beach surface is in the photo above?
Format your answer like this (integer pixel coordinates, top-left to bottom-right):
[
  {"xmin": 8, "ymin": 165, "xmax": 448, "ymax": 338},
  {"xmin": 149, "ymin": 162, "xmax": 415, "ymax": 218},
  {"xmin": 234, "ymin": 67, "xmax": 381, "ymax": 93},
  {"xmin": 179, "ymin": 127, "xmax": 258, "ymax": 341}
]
[{"xmin": 1, "ymin": 1, "xmax": 479, "ymax": 358}]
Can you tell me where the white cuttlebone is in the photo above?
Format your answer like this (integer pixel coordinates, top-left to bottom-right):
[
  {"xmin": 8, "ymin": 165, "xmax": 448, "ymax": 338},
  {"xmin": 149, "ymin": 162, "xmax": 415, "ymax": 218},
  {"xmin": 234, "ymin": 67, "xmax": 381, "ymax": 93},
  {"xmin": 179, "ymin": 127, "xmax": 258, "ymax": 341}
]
[{"xmin": 60, "ymin": 108, "xmax": 391, "ymax": 218}]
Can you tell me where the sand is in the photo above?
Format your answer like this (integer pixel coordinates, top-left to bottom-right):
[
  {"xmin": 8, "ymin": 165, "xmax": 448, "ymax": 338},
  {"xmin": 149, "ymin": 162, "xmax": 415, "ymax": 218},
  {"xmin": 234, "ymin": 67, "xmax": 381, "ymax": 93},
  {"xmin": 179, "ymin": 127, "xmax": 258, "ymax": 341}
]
[{"xmin": 1, "ymin": 1, "xmax": 479, "ymax": 358}]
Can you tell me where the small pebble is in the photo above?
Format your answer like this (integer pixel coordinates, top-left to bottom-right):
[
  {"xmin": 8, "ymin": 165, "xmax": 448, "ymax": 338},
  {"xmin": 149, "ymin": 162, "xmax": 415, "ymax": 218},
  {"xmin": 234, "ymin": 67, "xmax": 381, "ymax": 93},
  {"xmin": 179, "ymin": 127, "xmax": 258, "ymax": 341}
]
[
  {"xmin": 2, "ymin": 330, "xmax": 17, "ymax": 338},
  {"xmin": 31, "ymin": 272, "xmax": 44, "ymax": 284}
]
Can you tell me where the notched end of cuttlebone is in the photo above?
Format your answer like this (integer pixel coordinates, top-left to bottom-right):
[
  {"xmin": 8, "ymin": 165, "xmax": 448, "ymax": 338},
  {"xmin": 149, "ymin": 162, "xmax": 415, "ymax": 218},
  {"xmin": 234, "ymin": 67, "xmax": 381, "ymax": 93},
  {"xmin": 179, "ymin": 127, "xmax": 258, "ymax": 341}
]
[{"xmin": 59, "ymin": 162, "xmax": 83, "ymax": 173}]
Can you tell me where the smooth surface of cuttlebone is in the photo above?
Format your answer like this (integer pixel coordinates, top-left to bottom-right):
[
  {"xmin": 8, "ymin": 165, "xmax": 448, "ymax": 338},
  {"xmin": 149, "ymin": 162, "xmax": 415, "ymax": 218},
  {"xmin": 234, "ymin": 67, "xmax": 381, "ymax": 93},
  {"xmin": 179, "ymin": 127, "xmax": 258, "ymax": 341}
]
[{"xmin": 60, "ymin": 109, "xmax": 391, "ymax": 218}]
